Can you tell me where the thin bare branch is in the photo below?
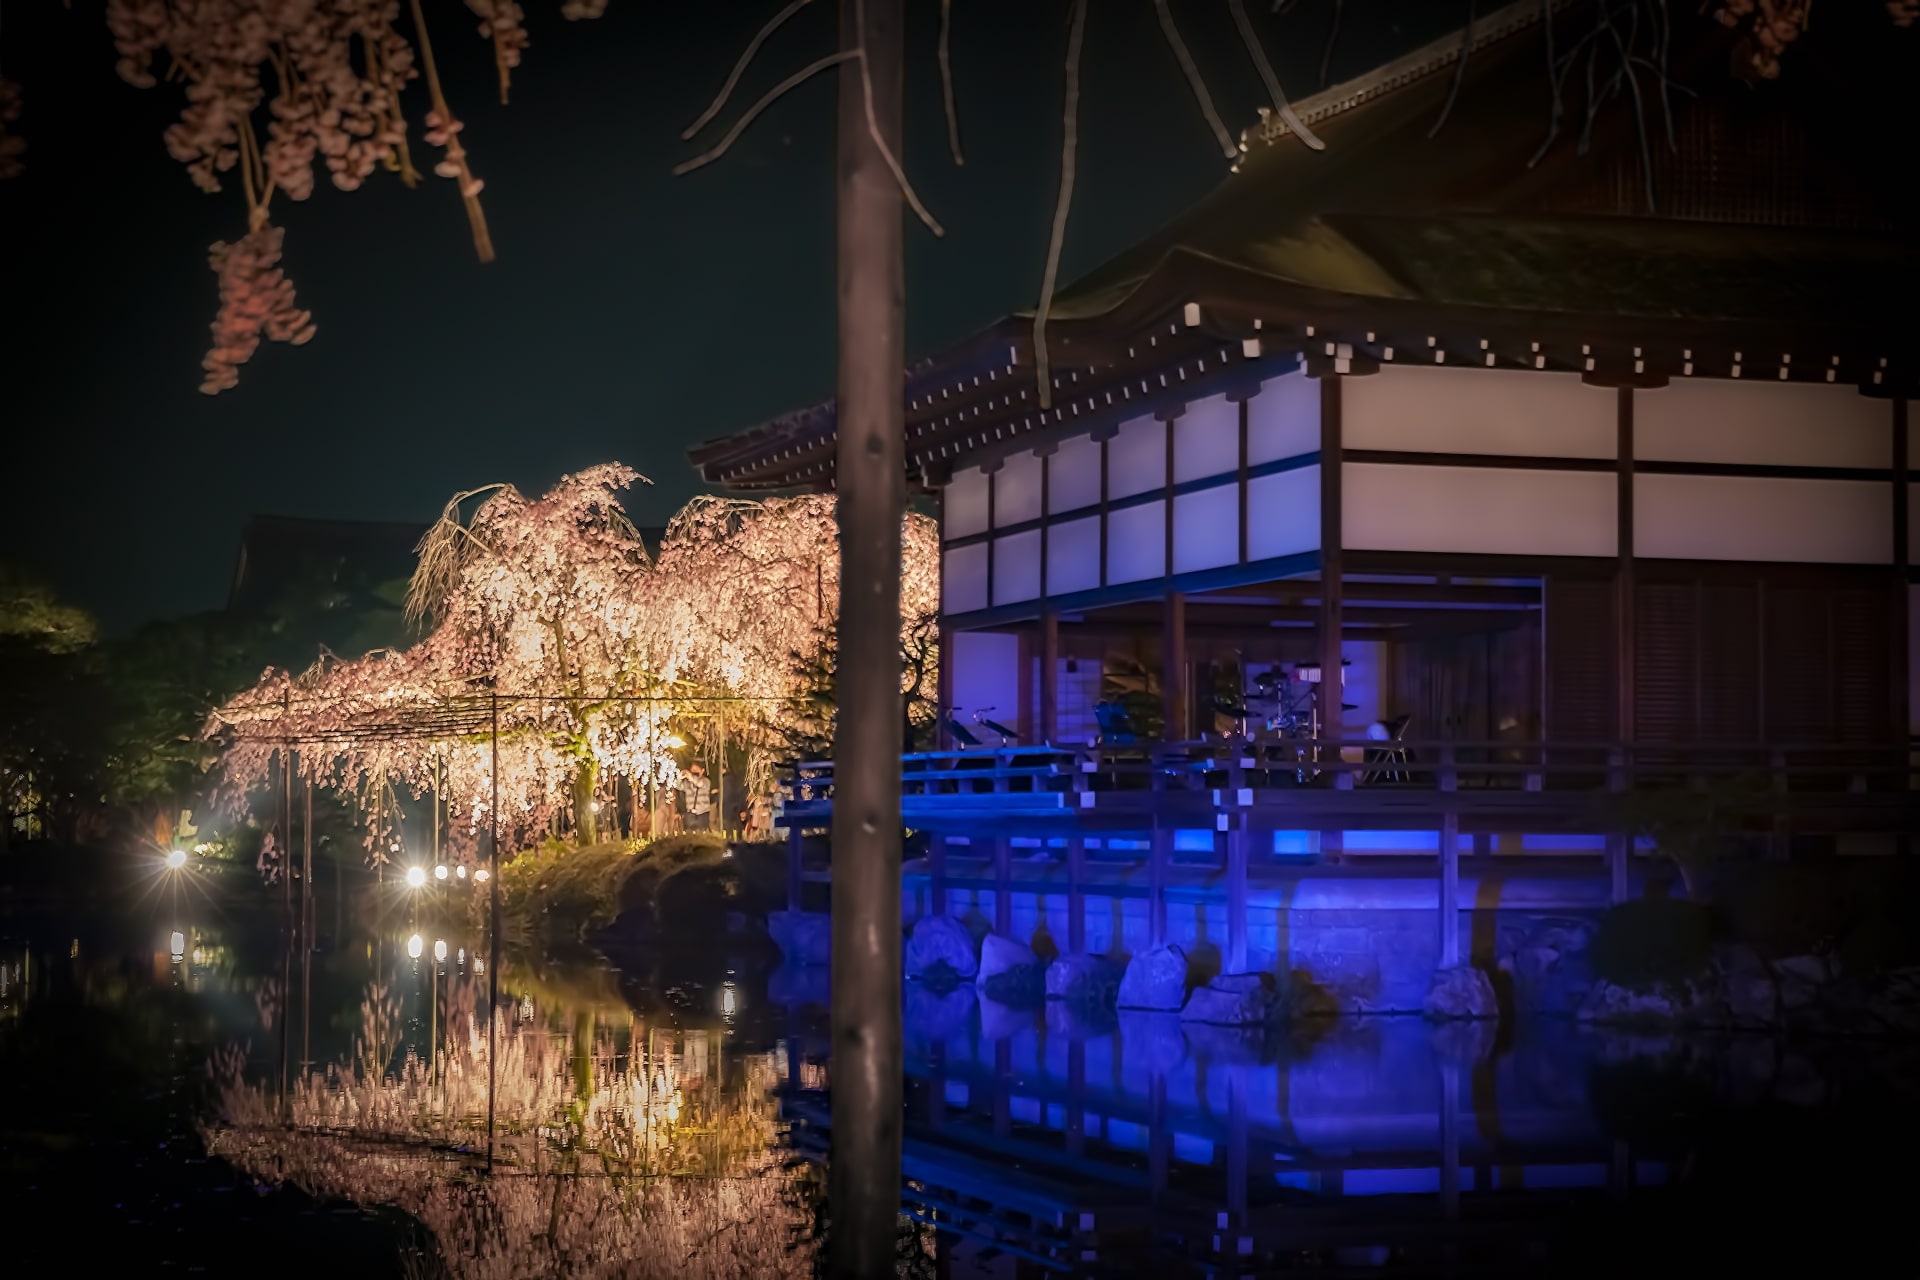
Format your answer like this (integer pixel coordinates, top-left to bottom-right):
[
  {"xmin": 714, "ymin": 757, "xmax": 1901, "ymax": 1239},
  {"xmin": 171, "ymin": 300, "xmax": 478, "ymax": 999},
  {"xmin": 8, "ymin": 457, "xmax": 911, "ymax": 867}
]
[
  {"xmin": 681, "ymin": 0, "xmax": 816, "ymax": 141},
  {"xmin": 1320, "ymin": 0, "xmax": 1345, "ymax": 86},
  {"xmin": 939, "ymin": 0, "xmax": 964, "ymax": 164},
  {"xmin": 1429, "ymin": 1, "xmax": 1477, "ymax": 137},
  {"xmin": 1033, "ymin": 0, "xmax": 1088, "ymax": 411},
  {"xmin": 856, "ymin": 0, "xmax": 944, "ymax": 235},
  {"xmin": 673, "ymin": 51, "xmax": 856, "ymax": 176},
  {"xmin": 1154, "ymin": 0, "xmax": 1236, "ymax": 159},
  {"xmin": 1228, "ymin": 0, "xmax": 1325, "ymax": 151}
]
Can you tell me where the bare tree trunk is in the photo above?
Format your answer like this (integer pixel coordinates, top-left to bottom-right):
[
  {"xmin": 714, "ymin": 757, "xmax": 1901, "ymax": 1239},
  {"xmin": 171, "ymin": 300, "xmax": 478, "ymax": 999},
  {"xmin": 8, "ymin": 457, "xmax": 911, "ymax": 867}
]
[
  {"xmin": 831, "ymin": 0, "xmax": 906, "ymax": 1273},
  {"xmin": 572, "ymin": 755, "xmax": 598, "ymax": 846}
]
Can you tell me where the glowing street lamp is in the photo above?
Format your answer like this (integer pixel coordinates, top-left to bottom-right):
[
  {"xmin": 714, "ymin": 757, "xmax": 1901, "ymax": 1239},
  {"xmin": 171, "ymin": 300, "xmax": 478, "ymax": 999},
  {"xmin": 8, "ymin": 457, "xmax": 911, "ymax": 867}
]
[
  {"xmin": 407, "ymin": 933, "xmax": 424, "ymax": 959},
  {"xmin": 164, "ymin": 848, "xmax": 187, "ymax": 870},
  {"xmin": 433, "ymin": 939, "xmax": 448, "ymax": 963},
  {"xmin": 434, "ymin": 864, "xmax": 449, "ymax": 881},
  {"xmin": 474, "ymin": 868, "xmax": 491, "ymax": 883},
  {"xmin": 456, "ymin": 864, "xmax": 468, "ymax": 880},
  {"xmin": 405, "ymin": 866, "xmax": 427, "ymax": 889},
  {"xmin": 169, "ymin": 931, "xmax": 186, "ymax": 958}
]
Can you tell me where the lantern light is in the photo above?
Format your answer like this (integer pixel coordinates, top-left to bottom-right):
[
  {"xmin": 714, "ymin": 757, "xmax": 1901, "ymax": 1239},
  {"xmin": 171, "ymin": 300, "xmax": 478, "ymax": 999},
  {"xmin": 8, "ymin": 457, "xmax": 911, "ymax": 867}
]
[
  {"xmin": 407, "ymin": 934, "xmax": 424, "ymax": 959},
  {"xmin": 434, "ymin": 864, "xmax": 449, "ymax": 881},
  {"xmin": 165, "ymin": 849, "xmax": 187, "ymax": 870},
  {"xmin": 405, "ymin": 866, "xmax": 427, "ymax": 889},
  {"xmin": 433, "ymin": 940, "xmax": 448, "ymax": 963}
]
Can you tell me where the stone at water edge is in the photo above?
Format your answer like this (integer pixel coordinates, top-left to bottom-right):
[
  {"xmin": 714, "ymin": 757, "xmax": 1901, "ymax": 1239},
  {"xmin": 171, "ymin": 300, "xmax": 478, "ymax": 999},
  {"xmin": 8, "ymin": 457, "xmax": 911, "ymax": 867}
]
[
  {"xmin": 1180, "ymin": 972, "xmax": 1282, "ymax": 1026},
  {"xmin": 977, "ymin": 933, "xmax": 1048, "ymax": 1004},
  {"xmin": 1046, "ymin": 953, "xmax": 1124, "ymax": 1004},
  {"xmin": 1424, "ymin": 965, "xmax": 1499, "ymax": 1021},
  {"xmin": 1117, "ymin": 944, "xmax": 1190, "ymax": 1011},
  {"xmin": 1115, "ymin": 1010, "xmax": 1189, "ymax": 1072},
  {"xmin": 906, "ymin": 915, "xmax": 979, "ymax": 981},
  {"xmin": 766, "ymin": 910, "xmax": 831, "ymax": 967},
  {"xmin": 1577, "ymin": 976, "xmax": 1724, "ymax": 1028}
]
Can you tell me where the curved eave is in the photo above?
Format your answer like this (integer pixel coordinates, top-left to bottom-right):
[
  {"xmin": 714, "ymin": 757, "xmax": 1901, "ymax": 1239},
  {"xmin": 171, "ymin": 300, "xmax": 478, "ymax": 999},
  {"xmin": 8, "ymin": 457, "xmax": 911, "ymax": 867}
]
[{"xmin": 693, "ymin": 243, "xmax": 1919, "ymax": 492}]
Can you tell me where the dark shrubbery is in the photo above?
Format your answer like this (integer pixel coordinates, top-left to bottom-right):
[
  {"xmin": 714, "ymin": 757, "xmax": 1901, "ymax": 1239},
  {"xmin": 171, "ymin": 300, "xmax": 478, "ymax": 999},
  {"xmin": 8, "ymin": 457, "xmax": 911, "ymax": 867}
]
[{"xmin": 1590, "ymin": 897, "xmax": 1716, "ymax": 989}]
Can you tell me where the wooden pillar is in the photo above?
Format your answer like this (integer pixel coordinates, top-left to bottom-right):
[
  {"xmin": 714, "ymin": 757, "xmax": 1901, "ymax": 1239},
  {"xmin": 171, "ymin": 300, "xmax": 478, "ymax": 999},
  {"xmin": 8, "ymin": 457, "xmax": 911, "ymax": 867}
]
[
  {"xmin": 1617, "ymin": 386, "xmax": 1636, "ymax": 748},
  {"xmin": 787, "ymin": 823, "xmax": 804, "ymax": 914},
  {"xmin": 1149, "ymin": 824, "xmax": 1170, "ymax": 947},
  {"xmin": 994, "ymin": 836, "xmax": 1012, "ymax": 938},
  {"xmin": 1066, "ymin": 1039, "xmax": 1087, "ymax": 1157},
  {"xmin": 1893, "ymin": 396, "xmax": 1910, "ymax": 766},
  {"xmin": 1162, "ymin": 592, "xmax": 1188, "ymax": 740},
  {"xmin": 1318, "ymin": 374, "xmax": 1345, "ymax": 757},
  {"xmin": 1226, "ymin": 820, "xmax": 1249, "ymax": 974},
  {"xmin": 1607, "ymin": 748, "xmax": 1630, "ymax": 903},
  {"xmin": 1439, "ymin": 1061, "xmax": 1462, "ymax": 1222},
  {"xmin": 1439, "ymin": 746, "xmax": 1460, "ymax": 968},
  {"xmin": 929, "ymin": 833, "xmax": 948, "ymax": 921},
  {"xmin": 1040, "ymin": 609, "xmax": 1060, "ymax": 744},
  {"xmin": 936, "ymin": 622, "xmax": 954, "ymax": 751},
  {"xmin": 1067, "ymin": 835, "xmax": 1087, "ymax": 954}
]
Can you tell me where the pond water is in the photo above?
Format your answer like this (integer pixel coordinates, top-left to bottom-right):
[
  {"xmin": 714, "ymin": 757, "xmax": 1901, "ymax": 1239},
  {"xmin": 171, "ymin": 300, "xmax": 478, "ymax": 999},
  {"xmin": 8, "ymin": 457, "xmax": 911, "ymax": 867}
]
[{"xmin": 3, "ymin": 871, "xmax": 1917, "ymax": 1277}]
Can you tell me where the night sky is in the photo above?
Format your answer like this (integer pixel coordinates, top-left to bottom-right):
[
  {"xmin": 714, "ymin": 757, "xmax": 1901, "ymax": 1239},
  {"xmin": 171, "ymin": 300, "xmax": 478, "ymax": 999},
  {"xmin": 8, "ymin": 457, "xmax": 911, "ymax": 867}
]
[{"xmin": 3, "ymin": 1, "xmax": 1452, "ymax": 632}]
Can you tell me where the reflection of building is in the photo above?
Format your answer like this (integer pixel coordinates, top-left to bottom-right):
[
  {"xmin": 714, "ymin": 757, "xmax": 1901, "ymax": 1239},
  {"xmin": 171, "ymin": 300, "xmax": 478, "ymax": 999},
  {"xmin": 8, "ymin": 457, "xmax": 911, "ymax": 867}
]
[{"xmin": 699, "ymin": 7, "xmax": 1917, "ymax": 986}]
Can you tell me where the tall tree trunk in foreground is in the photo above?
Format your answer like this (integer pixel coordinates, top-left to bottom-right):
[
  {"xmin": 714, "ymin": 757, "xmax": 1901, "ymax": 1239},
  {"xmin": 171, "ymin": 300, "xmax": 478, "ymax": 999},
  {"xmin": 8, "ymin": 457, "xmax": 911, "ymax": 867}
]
[{"xmin": 830, "ymin": 0, "xmax": 906, "ymax": 1273}]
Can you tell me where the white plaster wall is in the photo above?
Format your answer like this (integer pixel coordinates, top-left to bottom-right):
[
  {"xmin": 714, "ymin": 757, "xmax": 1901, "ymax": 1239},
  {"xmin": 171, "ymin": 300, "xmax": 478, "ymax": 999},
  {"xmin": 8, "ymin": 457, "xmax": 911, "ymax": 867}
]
[
  {"xmin": 1106, "ymin": 500, "xmax": 1166, "ymax": 583},
  {"xmin": 994, "ymin": 450, "xmax": 1044, "ymax": 527},
  {"xmin": 1246, "ymin": 465, "xmax": 1321, "ymax": 560},
  {"xmin": 1634, "ymin": 474, "xmax": 1891, "ymax": 563},
  {"xmin": 945, "ymin": 466, "xmax": 990, "ymax": 538},
  {"xmin": 942, "ymin": 542, "xmax": 988, "ymax": 614},
  {"xmin": 1635, "ymin": 379, "xmax": 1892, "ymax": 468},
  {"xmin": 1108, "ymin": 415, "xmax": 1167, "ymax": 499},
  {"xmin": 1343, "ymin": 463, "xmax": 1616, "ymax": 558},
  {"xmin": 1343, "ymin": 365, "xmax": 1616, "ymax": 459},
  {"xmin": 1172, "ymin": 488, "xmax": 1240, "ymax": 574},
  {"xmin": 1045, "ymin": 515, "xmax": 1102, "ymax": 596},
  {"xmin": 1173, "ymin": 393, "xmax": 1240, "ymax": 482},
  {"xmin": 1049, "ymin": 433, "xmax": 1103, "ymax": 514},
  {"xmin": 1247, "ymin": 369, "xmax": 1319, "ymax": 464},
  {"xmin": 992, "ymin": 530, "xmax": 1042, "ymax": 605},
  {"xmin": 950, "ymin": 630, "xmax": 1020, "ymax": 725}
]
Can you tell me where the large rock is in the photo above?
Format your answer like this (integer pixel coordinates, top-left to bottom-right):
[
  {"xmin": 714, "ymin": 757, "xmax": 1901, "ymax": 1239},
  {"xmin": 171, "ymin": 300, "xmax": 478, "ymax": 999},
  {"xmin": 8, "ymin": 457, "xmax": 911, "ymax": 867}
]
[
  {"xmin": 1181, "ymin": 972, "xmax": 1282, "ymax": 1026},
  {"xmin": 1719, "ymin": 945, "xmax": 1779, "ymax": 1028},
  {"xmin": 1045, "ymin": 998, "xmax": 1117, "ymax": 1041},
  {"xmin": 767, "ymin": 910, "xmax": 831, "ymax": 967},
  {"xmin": 1115, "ymin": 1011, "xmax": 1189, "ymax": 1072},
  {"xmin": 1771, "ymin": 954, "xmax": 1833, "ymax": 1011},
  {"xmin": 1117, "ymin": 944, "xmax": 1190, "ymax": 1011},
  {"xmin": 766, "ymin": 962, "xmax": 829, "ymax": 1009},
  {"xmin": 979, "ymin": 995, "xmax": 1041, "ymax": 1042},
  {"xmin": 1867, "ymin": 966, "xmax": 1920, "ymax": 1035},
  {"xmin": 1424, "ymin": 965, "xmax": 1499, "ymax": 1021},
  {"xmin": 1429, "ymin": 1017, "xmax": 1499, "ymax": 1066},
  {"xmin": 1046, "ymin": 953, "xmax": 1123, "ymax": 1004},
  {"xmin": 977, "ymin": 933, "xmax": 1048, "ymax": 1004},
  {"xmin": 906, "ymin": 915, "xmax": 978, "ymax": 983},
  {"xmin": 1577, "ymin": 976, "xmax": 1725, "ymax": 1028},
  {"xmin": 904, "ymin": 982, "xmax": 977, "ymax": 1043}
]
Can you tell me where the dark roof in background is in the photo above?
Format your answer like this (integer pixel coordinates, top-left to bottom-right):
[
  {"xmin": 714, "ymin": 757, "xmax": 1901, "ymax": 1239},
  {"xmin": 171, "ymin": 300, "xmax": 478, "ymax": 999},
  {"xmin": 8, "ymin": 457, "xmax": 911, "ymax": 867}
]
[
  {"xmin": 690, "ymin": 0, "xmax": 1918, "ymax": 491},
  {"xmin": 228, "ymin": 514, "xmax": 430, "ymax": 614}
]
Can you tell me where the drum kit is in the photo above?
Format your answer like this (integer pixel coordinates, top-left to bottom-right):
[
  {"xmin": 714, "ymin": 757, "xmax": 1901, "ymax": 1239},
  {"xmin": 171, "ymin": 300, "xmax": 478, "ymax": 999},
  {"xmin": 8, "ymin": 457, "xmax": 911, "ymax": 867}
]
[{"xmin": 1210, "ymin": 660, "xmax": 1357, "ymax": 783}]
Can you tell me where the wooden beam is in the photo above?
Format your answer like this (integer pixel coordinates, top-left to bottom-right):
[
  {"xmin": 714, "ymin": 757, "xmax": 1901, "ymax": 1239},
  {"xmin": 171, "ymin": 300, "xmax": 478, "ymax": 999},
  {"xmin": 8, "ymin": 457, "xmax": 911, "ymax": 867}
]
[
  {"xmin": 1039, "ymin": 609, "xmax": 1060, "ymax": 743},
  {"xmin": 1893, "ymin": 396, "xmax": 1910, "ymax": 747},
  {"xmin": 1163, "ymin": 591, "xmax": 1188, "ymax": 740},
  {"xmin": 1318, "ymin": 375, "xmax": 1345, "ymax": 750},
  {"xmin": 1617, "ymin": 387, "xmax": 1636, "ymax": 747}
]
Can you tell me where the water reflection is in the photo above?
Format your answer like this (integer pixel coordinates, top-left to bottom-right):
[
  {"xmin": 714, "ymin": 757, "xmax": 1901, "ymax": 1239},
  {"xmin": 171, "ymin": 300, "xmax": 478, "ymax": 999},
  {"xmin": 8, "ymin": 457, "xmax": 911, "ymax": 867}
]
[{"xmin": 201, "ymin": 936, "xmax": 812, "ymax": 1278}]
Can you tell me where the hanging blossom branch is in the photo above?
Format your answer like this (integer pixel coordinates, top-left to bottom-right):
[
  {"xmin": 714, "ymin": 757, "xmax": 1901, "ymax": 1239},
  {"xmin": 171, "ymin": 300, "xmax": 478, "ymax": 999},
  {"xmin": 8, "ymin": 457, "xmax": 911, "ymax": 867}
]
[
  {"xmin": 1229, "ymin": 0, "xmax": 1325, "ymax": 150},
  {"xmin": 1154, "ymin": 0, "xmax": 1237, "ymax": 159},
  {"xmin": 1032, "ymin": 0, "xmax": 1087, "ymax": 413},
  {"xmin": 938, "ymin": 0, "xmax": 963, "ymax": 164}
]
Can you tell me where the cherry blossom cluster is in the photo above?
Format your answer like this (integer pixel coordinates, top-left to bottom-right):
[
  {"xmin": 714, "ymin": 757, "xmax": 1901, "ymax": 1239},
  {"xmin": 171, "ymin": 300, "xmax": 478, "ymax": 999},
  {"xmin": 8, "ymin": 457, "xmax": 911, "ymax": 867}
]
[
  {"xmin": 200, "ymin": 224, "xmax": 316, "ymax": 394},
  {"xmin": 1710, "ymin": 0, "xmax": 1811, "ymax": 79},
  {"xmin": 206, "ymin": 466, "xmax": 939, "ymax": 861},
  {"xmin": 465, "ymin": 0, "xmax": 529, "ymax": 102}
]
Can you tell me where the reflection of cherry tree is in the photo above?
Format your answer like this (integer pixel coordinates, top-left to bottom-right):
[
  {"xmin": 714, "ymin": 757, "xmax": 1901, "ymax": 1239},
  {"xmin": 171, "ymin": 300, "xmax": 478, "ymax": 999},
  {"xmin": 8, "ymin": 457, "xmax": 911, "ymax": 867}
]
[
  {"xmin": 204, "ymin": 978, "xmax": 810, "ymax": 1277},
  {"xmin": 205, "ymin": 468, "xmax": 937, "ymax": 860}
]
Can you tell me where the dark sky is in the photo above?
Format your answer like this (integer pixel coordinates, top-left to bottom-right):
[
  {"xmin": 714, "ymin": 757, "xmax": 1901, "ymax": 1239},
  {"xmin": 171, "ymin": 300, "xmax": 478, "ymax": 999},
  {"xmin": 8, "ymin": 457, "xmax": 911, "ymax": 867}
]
[{"xmin": 3, "ymin": 1, "xmax": 1453, "ymax": 633}]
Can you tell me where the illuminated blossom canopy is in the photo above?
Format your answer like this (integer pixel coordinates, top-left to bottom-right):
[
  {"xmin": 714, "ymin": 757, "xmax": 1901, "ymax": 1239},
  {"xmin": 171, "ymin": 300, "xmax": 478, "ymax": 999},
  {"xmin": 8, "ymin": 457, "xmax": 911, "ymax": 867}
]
[{"xmin": 206, "ymin": 464, "xmax": 937, "ymax": 862}]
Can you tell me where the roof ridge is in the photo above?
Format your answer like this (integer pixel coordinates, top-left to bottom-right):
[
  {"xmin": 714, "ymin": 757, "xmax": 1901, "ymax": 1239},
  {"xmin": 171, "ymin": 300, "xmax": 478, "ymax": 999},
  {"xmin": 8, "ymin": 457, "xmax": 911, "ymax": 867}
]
[{"xmin": 1235, "ymin": 0, "xmax": 1562, "ymax": 163}]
